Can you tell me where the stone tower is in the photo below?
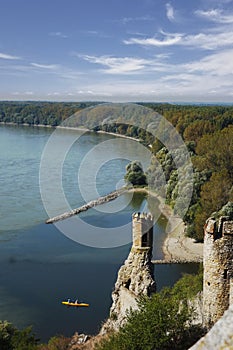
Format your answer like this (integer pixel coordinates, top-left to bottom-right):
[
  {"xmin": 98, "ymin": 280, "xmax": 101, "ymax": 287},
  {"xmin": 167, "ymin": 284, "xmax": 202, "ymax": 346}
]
[
  {"xmin": 203, "ymin": 216, "xmax": 233, "ymax": 329},
  {"xmin": 132, "ymin": 212, "xmax": 153, "ymax": 252},
  {"xmin": 100, "ymin": 212, "xmax": 156, "ymax": 333}
]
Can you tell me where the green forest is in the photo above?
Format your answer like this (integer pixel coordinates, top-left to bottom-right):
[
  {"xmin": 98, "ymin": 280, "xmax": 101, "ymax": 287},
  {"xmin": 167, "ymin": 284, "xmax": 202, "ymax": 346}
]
[{"xmin": 1, "ymin": 101, "xmax": 232, "ymax": 241}]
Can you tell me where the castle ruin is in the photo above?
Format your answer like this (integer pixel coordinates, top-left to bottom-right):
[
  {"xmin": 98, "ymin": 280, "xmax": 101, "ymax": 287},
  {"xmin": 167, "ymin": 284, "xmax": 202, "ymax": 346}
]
[
  {"xmin": 100, "ymin": 212, "xmax": 156, "ymax": 333},
  {"xmin": 203, "ymin": 215, "xmax": 233, "ymax": 329}
]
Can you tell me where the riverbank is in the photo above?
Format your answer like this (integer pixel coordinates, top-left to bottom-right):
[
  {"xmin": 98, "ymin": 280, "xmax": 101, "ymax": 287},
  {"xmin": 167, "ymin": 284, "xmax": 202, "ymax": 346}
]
[
  {"xmin": 0, "ymin": 122, "xmax": 141, "ymax": 143},
  {"xmin": 128, "ymin": 188, "xmax": 203, "ymax": 263},
  {"xmin": 159, "ymin": 202, "xmax": 203, "ymax": 263}
]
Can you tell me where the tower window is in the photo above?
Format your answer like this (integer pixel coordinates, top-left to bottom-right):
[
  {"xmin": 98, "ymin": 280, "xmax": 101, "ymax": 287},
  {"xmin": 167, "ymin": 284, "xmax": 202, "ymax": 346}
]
[
  {"xmin": 142, "ymin": 233, "xmax": 148, "ymax": 247},
  {"xmin": 125, "ymin": 279, "xmax": 131, "ymax": 289},
  {"xmin": 223, "ymin": 269, "xmax": 228, "ymax": 280}
]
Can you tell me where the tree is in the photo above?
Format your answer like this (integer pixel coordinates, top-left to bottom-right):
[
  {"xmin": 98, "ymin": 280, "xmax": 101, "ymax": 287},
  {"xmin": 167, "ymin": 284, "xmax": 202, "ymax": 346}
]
[
  {"xmin": 0, "ymin": 321, "xmax": 38, "ymax": 350},
  {"xmin": 124, "ymin": 161, "xmax": 147, "ymax": 187},
  {"xmin": 195, "ymin": 126, "xmax": 233, "ymax": 180},
  {"xmin": 151, "ymin": 138, "xmax": 164, "ymax": 155},
  {"xmin": 38, "ymin": 335, "xmax": 70, "ymax": 350},
  {"xmin": 183, "ymin": 120, "xmax": 214, "ymax": 142},
  {"xmin": 96, "ymin": 270, "xmax": 204, "ymax": 350}
]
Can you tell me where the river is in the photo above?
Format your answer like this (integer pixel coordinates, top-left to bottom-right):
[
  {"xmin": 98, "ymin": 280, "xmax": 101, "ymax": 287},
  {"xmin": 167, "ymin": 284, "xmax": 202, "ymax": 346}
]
[{"xmin": 0, "ymin": 124, "xmax": 199, "ymax": 341}]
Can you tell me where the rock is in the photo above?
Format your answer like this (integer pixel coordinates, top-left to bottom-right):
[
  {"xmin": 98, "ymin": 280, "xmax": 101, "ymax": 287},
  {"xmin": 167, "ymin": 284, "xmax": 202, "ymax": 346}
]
[
  {"xmin": 100, "ymin": 247, "xmax": 156, "ymax": 333},
  {"xmin": 189, "ymin": 304, "xmax": 233, "ymax": 350},
  {"xmin": 69, "ymin": 332, "xmax": 89, "ymax": 349}
]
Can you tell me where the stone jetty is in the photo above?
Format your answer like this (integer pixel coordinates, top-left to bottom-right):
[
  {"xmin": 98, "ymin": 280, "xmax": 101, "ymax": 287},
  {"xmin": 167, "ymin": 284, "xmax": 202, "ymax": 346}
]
[{"xmin": 46, "ymin": 187, "xmax": 127, "ymax": 224}]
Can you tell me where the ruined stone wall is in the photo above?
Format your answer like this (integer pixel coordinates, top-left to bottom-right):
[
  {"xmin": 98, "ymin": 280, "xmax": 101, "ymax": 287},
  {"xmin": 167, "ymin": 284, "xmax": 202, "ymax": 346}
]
[
  {"xmin": 203, "ymin": 217, "xmax": 233, "ymax": 329},
  {"xmin": 189, "ymin": 304, "xmax": 233, "ymax": 350},
  {"xmin": 229, "ymin": 277, "xmax": 233, "ymax": 306},
  {"xmin": 100, "ymin": 212, "xmax": 155, "ymax": 334}
]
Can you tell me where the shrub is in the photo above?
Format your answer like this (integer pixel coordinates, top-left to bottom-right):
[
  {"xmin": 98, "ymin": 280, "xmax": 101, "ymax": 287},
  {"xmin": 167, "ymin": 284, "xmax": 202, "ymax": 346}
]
[{"xmin": 96, "ymin": 269, "xmax": 204, "ymax": 350}]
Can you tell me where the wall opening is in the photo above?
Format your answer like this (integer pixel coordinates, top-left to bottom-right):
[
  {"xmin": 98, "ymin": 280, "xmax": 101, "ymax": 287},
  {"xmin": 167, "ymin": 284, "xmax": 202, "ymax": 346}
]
[
  {"xmin": 224, "ymin": 269, "xmax": 228, "ymax": 280},
  {"xmin": 142, "ymin": 233, "xmax": 148, "ymax": 247},
  {"xmin": 125, "ymin": 279, "xmax": 131, "ymax": 289}
]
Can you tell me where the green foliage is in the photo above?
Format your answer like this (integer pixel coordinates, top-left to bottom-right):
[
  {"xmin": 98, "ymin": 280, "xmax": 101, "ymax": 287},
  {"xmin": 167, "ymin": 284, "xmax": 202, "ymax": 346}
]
[
  {"xmin": 0, "ymin": 101, "xmax": 96, "ymax": 126},
  {"xmin": 191, "ymin": 169, "xmax": 232, "ymax": 242},
  {"xmin": 195, "ymin": 126, "xmax": 233, "ymax": 179},
  {"xmin": 125, "ymin": 161, "xmax": 147, "ymax": 187},
  {"xmin": 183, "ymin": 120, "xmax": 215, "ymax": 142},
  {"xmin": 215, "ymin": 201, "xmax": 233, "ymax": 219},
  {"xmin": 0, "ymin": 321, "xmax": 38, "ymax": 350},
  {"xmin": 38, "ymin": 335, "xmax": 70, "ymax": 350},
  {"xmin": 149, "ymin": 116, "xmax": 233, "ymax": 242},
  {"xmin": 151, "ymin": 138, "xmax": 164, "ymax": 154},
  {"xmin": 96, "ymin": 269, "xmax": 204, "ymax": 350},
  {"xmin": 172, "ymin": 265, "xmax": 203, "ymax": 300},
  {"xmin": 0, "ymin": 321, "xmax": 14, "ymax": 350}
]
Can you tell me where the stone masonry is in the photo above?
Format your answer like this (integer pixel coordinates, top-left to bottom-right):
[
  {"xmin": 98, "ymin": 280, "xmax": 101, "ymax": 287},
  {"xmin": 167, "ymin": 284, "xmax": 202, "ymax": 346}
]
[
  {"xmin": 100, "ymin": 212, "xmax": 156, "ymax": 333},
  {"xmin": 203, "ymin": 216, "xmax": 233, "ymax": 329}
]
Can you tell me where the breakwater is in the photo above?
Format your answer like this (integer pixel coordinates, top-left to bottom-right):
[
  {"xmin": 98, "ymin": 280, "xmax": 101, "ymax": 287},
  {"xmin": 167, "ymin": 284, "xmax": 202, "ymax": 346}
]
[
  {"xmin": 151, "ymin": 259, "xmax": 202, "ymax": 264},
  {"xmin": 46, "ymin": 187, "xmax": 127, "ymax": 224}
]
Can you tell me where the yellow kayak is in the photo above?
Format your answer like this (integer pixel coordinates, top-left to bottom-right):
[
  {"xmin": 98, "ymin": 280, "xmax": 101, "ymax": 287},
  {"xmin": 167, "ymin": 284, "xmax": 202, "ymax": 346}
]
[{"xmin": 62, "ymin": 301, "xmax": 89, "ymax": 307}]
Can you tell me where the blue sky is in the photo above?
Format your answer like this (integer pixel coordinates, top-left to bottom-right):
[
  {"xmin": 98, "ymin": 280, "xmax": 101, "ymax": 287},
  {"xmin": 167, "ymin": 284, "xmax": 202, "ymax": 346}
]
[{"xmin": 1, "ymin": 0, "xmax": 233, "ymax": 102}]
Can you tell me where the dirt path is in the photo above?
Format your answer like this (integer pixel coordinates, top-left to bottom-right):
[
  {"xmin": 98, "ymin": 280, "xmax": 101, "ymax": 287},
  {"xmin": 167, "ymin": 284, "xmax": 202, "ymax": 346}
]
[{"xmin": 158, "ymin": 200, "xmax": 203, "ymax": 262}]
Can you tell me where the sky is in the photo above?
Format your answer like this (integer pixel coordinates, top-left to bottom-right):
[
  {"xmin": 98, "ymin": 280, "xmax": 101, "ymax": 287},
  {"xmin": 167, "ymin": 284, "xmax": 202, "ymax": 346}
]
[{"xmin": 1, "ymin": 0, "xmax": 233, "ymax": 102}]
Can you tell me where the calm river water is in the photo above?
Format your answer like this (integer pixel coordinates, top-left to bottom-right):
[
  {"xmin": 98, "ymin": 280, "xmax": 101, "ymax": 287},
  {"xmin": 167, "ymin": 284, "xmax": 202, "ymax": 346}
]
[{"xmin": 0, "ymin": 125, "xmax": 199, "ymax": 341}]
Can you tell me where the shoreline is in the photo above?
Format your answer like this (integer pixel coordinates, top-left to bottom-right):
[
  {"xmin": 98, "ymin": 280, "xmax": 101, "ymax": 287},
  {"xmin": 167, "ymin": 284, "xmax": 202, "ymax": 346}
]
[
  {"xmin": 0, "ymin": 122, "xmax": 141, "ymax": 142},
  {"xmin": 1, "ymin": 122, "xmax": 203, "ymax": 262},
  {"xmin": 160, "ymin": 202, "xmax": 203, "ymax": 263},
  {"xmin": 129, "ymin": 188, "xmax": 203, "ymax": 263}
]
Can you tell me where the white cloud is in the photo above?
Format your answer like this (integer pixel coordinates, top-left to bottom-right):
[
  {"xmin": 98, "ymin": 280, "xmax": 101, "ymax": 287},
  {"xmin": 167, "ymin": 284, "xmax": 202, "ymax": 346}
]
[
  {"xmin": 115, "ymin": 15, "xmax": 154, "ymax": 25},
  {"xmin": 47, "ymin": 92, "xmax": 61, "ymax": 96},
  {"xmin": 74, "ymin": 46, "xmax": 233, "ymax": 101},
  {"xmin": 124, "ymin": 33, "xmax": 183, "ymax": 47},
  {"xmin": 78, "ymin": 47, "xmax": 233, "ymax": 78},
  {"xmin": 0, "ymin": 52, "xmax": 20, "ymax": 60},
  {"xmin": 126, "ymin": 31, "xmax": 148, "ymax": 37},
  {"xmin": 184, "ymin": 31, "xmax": 233, "ymax": 49},
  {"xmin": 77, "ymin": 53, "xmax": 174, "ymax": 75},
  {"xmin": 31, "ymin": 63, "xmax": 60, "ymax": 70},
  {"xmin": 79, "ymin": 55, "xmax": 149, "ymax": 74},
  {"xmin": 83, "ymin": 30, "xmax": 99, "ymax": 35},
  {"xmin": 76, "ymin": 89, "xmax": 112, "ymax": 97},
  {"xmin": 166, "ymin": 3, "xmax": 175, "ymax": 21},
  {"xmin": 49, "ymin": 31, "xmax": 68, "ymax": 38},
  {"xmin": 63, "ymin": 74, "xmax": 232, "ymax": 102},
  {"xmin": 124, "ymin": 28, "xmax": 233, "ymax": 50},
  {"xmin": 195, "ymin": 8, "xmax": 233, "ymax": 23},
  {"xmin": 12, "ymin": 91, "xmax": 34, "ymax": 96},
  {"xmin": 184, "ymin": 48, "xmax": 233, "ymax": 75},
  {"xmin": 80, "ymin": 30, "xmax": 111, "ymax": 39}
]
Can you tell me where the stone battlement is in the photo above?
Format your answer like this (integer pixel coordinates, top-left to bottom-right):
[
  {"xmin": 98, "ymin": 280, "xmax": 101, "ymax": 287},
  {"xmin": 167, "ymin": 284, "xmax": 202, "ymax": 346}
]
[
  {"xmin": 204, "ymin": 216, "xmax": 233, "ymax": 239},
  {"xmin": 132, "ymin": 212, "xmax": 153, "ymax": 221},
  {"xmin": 222, "ymin": 221, "xmax": 233, "ymax": 235}
]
